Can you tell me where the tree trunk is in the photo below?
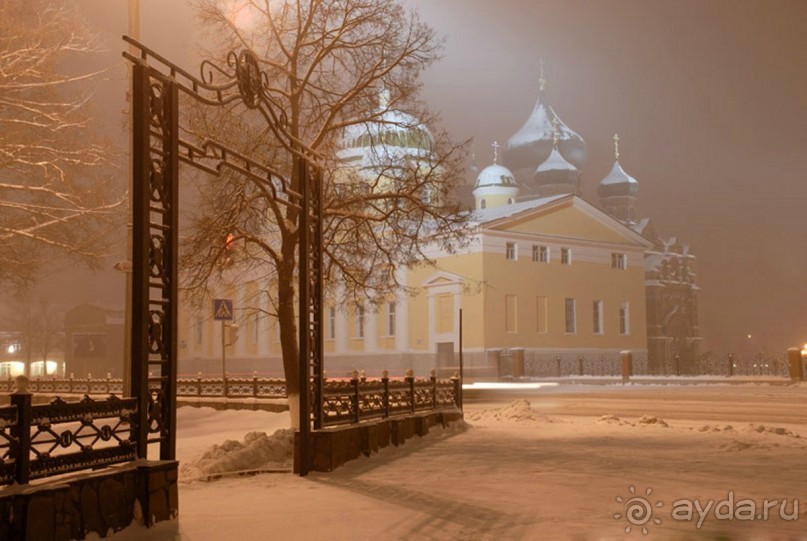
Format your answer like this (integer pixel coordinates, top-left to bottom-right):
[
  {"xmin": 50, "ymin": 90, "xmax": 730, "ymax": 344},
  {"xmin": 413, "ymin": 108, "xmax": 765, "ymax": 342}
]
[{"xmin": 277, "ymin": 243, "xmax": 300, "ymax": 429}]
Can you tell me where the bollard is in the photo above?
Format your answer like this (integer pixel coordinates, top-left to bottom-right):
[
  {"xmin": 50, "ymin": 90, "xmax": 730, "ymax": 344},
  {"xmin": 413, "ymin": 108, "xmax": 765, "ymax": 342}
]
[
  {"xmin": 727, "ymin": 354, "xmax": 734, "ymax": 377},
  {"xmin": 787, "ymin": 348, "xmax": 804, "ymax": 382},
  {"xmin": 620, "ymin": 351, "xmax": 633, "ymax": 383}
]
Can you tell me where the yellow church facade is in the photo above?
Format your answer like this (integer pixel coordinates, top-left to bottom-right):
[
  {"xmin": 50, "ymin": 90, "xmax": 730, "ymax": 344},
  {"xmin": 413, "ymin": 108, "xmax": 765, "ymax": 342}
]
[{"xmin": 176, "ymin": 193, "xmax": 651, "ymax": 380}]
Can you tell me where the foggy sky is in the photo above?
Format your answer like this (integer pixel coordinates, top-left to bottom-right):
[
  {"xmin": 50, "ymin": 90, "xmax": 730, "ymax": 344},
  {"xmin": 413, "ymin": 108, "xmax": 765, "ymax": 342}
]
[{"xmin": 64, "ymin": 0, "xmax": 807, "ymax": 356}]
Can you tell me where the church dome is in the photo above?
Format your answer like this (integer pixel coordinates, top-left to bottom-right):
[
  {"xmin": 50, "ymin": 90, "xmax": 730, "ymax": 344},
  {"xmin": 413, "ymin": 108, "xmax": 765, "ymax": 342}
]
[
  {"xmin": 533, "ymin": 147, "xmax": 580, "ymax": 196},
  {"xmin": 502, "ymin": 76, "xmax": 586, "ymax": 172},
  {"xmin": 337, "ymin": 88, "xmax": 433, "ymax": 163},
  {"xmin": 339, "ymin": 109, "xmax": 433, "ymax": 153},
  {"xmin": 596, "ymin": 161, "xmax": 639, "ymax": 198},
  {"xmin": 475, "ymin": 163, "xmax": 517, "ymax": 188}
]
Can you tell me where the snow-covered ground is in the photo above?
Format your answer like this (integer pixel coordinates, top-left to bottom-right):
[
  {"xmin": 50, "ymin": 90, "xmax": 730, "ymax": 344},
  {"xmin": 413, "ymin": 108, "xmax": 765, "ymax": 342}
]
[{"xmin": 96, "ymin": 384, "xmax": 807, "ymax": 540}]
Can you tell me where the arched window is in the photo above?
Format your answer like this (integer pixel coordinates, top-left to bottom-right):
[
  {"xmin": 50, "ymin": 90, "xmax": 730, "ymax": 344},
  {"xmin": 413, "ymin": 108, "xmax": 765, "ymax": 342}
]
[
  {"xmin": 508, "ymin": 198, "xmax": 514, "ymax": 205},
  {"xmin": 480, "ymin": 199, "xmax": 487, "ymax": 209}
]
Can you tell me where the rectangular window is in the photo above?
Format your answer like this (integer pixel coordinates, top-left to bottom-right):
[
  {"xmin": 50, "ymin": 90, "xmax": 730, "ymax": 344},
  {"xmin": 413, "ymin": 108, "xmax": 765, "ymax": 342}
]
[
  {"xmin": 194, "ymin": 317, "xmax": 203, "ymax": 346},
  {"xmin": 536, "ymin": 296, "xmax": 547, "ymax": 333},
  {"xmin": 505, "ymin": 295, "xmax": 517, "ymax": 333},
  {"xmin": 387, "ymin": 302, "xmax": 396, "ymax": 337},
  {"xmin": 565, "ymin": 298, "xmax": 576, "ymax": 333},
  {"xmin": 561, "ymin": 247, "xmax": 571, "ymax": 265},
  {"xmin": 593, "ymin": 300, "xmax": 604, "ymax": 335},
  {"xmin": 532, "ymin": 245, "xmax": 549, "ymax": 263},
  {"xmin": 620, "ymin": 303, "xmax": 630, "ymax": 335},
  {"xmin": 328, "ymin": 306, "xmax": 336, "ymax": 340},
  {"xmin": 611, "ymin": 253, "xmax": 627, "ymax": 270},
  {"xmin": 356, "ymin": 306, "xmax": 364, "ymax": 338},
  {"xmin": 506, "ymin": 241, "xmax": 517, "ymax": 260}
]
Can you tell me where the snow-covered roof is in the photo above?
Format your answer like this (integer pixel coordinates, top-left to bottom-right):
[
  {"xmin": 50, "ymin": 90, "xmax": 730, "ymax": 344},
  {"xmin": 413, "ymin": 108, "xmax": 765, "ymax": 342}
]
[
  {"xmin": 474, "ymin": 163, "xmax": 517, "ymax": 188},
  {"xmin": 536, "ymin": 148, "xmax": 577, "ymax": 173},
  {"xmin": 340, "ymin": 109, "xmax": 433, "ymax": 151},
  {"xmin": 504, "ymin": 101, "xmax": 581, "ymax": 150},
  {"xmin": 599, "ymin": 161, "xmax": 638, "ymax": 186},
  {"xmin": 471, "ymin": 194, "xmax": 569, "ymax": 224},
  {"xmin": 597, "ymin": 160, "xmax": 639, "ymax": 198}
]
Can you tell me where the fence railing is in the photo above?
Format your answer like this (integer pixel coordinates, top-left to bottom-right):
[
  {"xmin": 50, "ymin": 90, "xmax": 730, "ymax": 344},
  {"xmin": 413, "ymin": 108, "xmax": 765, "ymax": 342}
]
[
  {"xmin": 320, "ymin": 369, "xmax": 461, "ymax": 428},
  {"xmin": 519, "ymin": 354, "xmax": 794, "ymax": 379},
  {"xmin": 0, "ymin": 377, "xmax": 138, "ymax": 486},
  {"xmin": 0, "ymin": 374, "xmax": 288, "ymax": 400}
]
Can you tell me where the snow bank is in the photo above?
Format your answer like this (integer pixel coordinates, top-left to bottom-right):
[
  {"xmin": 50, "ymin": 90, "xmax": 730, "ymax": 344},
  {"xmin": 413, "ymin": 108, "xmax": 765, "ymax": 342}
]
[
  {"xmin": 466, "ymin": 399, "xmax": 553, "ymax": 426},
  {"xmin": 180, "ymin": 428, "xmax": 294, "ymax": 480}
]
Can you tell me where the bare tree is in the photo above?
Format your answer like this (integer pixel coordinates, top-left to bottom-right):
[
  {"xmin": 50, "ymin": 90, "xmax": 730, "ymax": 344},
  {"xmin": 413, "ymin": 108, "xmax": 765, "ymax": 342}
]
[
  {"xmin": 2, "ymin": 295, "xmax": 64, "ymax": 377},
  {"xmin": 184, "ymin": 0, "xmax": 469, "ymax": 425},
  {"xmin": 0, "ymin": 0, "xmax": 125, "ymax": 288}
]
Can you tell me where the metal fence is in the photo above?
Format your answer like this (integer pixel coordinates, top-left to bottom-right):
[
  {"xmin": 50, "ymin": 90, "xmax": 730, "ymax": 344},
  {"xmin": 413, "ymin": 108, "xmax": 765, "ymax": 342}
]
[
  {"xmin": 320, "ymin": 370, "xmax": 461, "ymax": 427},
  {"xmin": 0, "ymin": 379, "xmax": 137, "ymax": 486},
  {"xmin": 519, "ymin": 353, "xmax": 793, "ymax": 379}
]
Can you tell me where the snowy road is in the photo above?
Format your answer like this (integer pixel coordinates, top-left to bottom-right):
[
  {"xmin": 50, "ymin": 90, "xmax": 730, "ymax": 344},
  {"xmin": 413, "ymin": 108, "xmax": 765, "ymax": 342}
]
[{"xmin": 105, "ymin": 384, "xmax": 807, "ymax": 541}]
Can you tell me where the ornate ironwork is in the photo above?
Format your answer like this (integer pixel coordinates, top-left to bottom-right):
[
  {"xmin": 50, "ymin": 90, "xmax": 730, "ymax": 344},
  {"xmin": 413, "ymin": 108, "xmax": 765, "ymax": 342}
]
[
  {"xmin": 124, "ymin": 36, "xmax": 320, "ymax": 471},
  {"xmin": 0, "ymin": 405, "xmax": 18, "ymax": 484},
  {"xmin": 319, "ymin": 376, "xmax": 459, "ymax": 428}
]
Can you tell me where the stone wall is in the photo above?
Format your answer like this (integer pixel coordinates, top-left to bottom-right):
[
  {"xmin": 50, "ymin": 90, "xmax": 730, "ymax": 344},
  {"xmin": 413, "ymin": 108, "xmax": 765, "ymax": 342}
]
[
  {"xmin": 0, "ymin": 461, "xmax": 178, "ymax": 541},
  {"xmin": 298, "ymin": 409, "xmax": 464, "ymax": 473}
]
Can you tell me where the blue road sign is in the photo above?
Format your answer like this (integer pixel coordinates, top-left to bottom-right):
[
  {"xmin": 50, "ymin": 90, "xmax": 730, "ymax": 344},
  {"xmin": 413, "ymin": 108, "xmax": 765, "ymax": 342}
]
[{"xmin": 213, "ymin": 299, "xmax": 234, "ymax": 321}]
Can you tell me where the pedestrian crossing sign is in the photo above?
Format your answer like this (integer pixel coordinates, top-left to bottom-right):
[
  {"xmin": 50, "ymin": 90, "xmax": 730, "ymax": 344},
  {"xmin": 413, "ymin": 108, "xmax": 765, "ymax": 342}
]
[{"xmin": 213, "ymin": 299, "xmax": 234, "ymax": 321}]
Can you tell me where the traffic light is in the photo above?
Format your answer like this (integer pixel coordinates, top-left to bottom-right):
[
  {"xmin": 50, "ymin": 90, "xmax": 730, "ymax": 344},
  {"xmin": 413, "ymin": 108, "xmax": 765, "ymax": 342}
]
[{"xmin": 227, "ymin": 323, "xmax": 240, "ymax": 346}]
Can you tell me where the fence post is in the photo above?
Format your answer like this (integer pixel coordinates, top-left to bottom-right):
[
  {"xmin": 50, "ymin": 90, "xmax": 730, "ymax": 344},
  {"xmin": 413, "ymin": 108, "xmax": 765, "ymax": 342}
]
[
  {"xmin": 621, "ymin": 351, "xmax": 633, "ymax": 384},
  {"xmin": 69, "ymin": 373, "xmax": 74, "ymax": 393},
  {"xmin": 196, "ymin": 372, "xmax": 202, "ymax": 396},
  {"xmin": 223, "ymin": 375, "xmax": 228, "ymax": 398},
  {"xmin": 577, "ymin": 356, "xmax": 584, "ymax": 377},
  {"xmin": 788, "ymin": 348, "xmax": 804, "ymax": 382},
  {"xmin": 382, "ymin": 370, "xmax": 390, "ymax": 419},
  {"xmin": 674, "ymin": 355, "xmax": 680, "ymax": 376},
  {"xmin": 430, "ymin": 369, "xmax": 437, "ymax": 409},
  {"xmin": 405, "ymin": 368, "xmax": 415, "ymax": 414},
  {"xmin": 451, "ymin": 371, "xmax": 461, "ymax": 410},
  {"xmin": 106, "ymin": 373, "xmax": 112, "ymax": 394},
  {"xmin": 555, "ymin": 356, "xmax": 561, "ymax": 377},
  {"xmin": 252, "ymin": 371, "xmax": 259, "ymax": 397},
  {"xmin": 351, "ymin": 369, "xmax": 360, "ymax": 424},
  {"xmin": 727, "ymin": 354, "xmax": 734, "ymax": 377},
  {"xmin": 11, "ymin": 375, "xmax": 32, "ymax": 485}
]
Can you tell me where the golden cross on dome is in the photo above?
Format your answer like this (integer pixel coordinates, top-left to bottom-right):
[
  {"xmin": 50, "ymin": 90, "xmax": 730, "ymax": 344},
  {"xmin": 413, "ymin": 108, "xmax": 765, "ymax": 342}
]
[
  {"xmin": 613, "ymin": 133, "xmax": 620, "ymax": 161},
  {"xmin": 539, "ymin": 58, "xmax": 546, "ymax": 93},
  {"xmin": 492, "ymin": 141, "xmax": 500, "ymax": 164},
  {"xmin": 551, "ymin": 117, "xmax": 560, "ymax": 146}
]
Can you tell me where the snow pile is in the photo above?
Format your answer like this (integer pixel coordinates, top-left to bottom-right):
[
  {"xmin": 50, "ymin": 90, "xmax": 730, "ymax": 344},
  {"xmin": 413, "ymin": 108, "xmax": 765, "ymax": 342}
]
[
  {"xmin": 465, "ymin": 399, "xmax": 553, "ymax": 426},
  {"xmin": 597, "ymin": 414, "xmax": 668, "ymax": 427},
  {"xmin": 180, "ymin": 428, "xmax": 294, "ymax": 480},
  {"xmin": 698, "ymin": 424, "xmax": 735, "ymax": 432},
  {"xmin": 746, "ymin": 424, "xmax": 801, "ymax": 438},
  {"xmin": 635, "ymin": 415, "xmax": 669, "ymax": 427}
]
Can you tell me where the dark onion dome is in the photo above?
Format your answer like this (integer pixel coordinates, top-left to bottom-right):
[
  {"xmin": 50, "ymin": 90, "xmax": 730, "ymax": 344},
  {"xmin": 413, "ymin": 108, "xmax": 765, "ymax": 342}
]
[
  {"xmin": 596, "ymin": 160, "xmax": 639, "ymax": 199},
  {"xmin": 533, "ymin": 147, "xmax": 580, "ymax": 196},
  {"xmin": 502, "ymin": 88, "xmax": 586, "ymax": 172}
]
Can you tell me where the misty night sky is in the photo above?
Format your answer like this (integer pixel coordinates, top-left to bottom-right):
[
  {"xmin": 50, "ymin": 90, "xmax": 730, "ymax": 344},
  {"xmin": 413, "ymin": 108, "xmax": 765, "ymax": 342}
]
[{"xmin": 67, "ymin": 0, "xmax": 806, "ymax": 356}]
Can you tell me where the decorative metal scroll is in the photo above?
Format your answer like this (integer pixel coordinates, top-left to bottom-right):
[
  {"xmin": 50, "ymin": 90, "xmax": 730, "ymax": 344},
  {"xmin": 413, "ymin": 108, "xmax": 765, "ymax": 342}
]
[
  {"xmin": 27, "ymin": 396, "xmax": 137, "ymax": 481},
  {"xmin": 0, "ymin": 406, "xmax": 18, "ymax": 484},
  {"xmin": 124, "ymin": 36, "xmax": 322, "ymax": 468}
]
